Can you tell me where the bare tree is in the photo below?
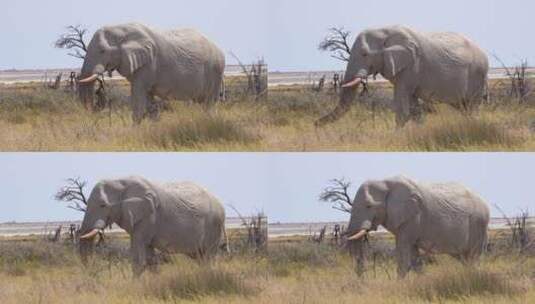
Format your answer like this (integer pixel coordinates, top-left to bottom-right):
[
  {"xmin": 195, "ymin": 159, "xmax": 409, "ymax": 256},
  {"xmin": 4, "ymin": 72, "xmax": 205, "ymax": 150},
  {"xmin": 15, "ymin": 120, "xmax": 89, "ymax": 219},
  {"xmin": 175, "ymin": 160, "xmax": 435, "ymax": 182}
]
[
  {"xmin": 54, "ymin": 25, "xmax": 89, "ymax": 60},
  {"xmin": 54, "ymin": 177, "xmax": 89, "ymax": 212},
  {"xmin": 318, "ymin": 27, "xmax": 353, "ymax": 62},
  {"xmin": 319, "ymin": 178, "xmax": 354, "ymax": 213}
]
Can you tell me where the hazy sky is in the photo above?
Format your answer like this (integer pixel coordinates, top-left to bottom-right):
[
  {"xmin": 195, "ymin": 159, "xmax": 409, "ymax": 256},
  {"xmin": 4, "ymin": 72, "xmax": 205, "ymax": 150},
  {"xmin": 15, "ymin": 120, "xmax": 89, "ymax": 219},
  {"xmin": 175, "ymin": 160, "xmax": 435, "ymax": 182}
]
[
  {"xmin": 0, "ymin": 153, "xmax": 533, "ymax": 224},
  {"xmin": 1, "ymin": 0, "xmax": 533, "ymax": 71}
]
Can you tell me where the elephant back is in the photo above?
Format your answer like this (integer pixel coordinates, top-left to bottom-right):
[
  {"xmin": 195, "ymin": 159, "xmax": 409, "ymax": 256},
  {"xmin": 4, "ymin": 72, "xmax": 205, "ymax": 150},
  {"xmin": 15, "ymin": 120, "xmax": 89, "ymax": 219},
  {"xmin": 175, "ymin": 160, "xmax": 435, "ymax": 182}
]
[
  {"xmin": 417, "ymin": 181, "xmax": 489, "ymax": 221},
  {"xmin": 157, "ymin": 181, "xmax": 225, "ymax": 219}
]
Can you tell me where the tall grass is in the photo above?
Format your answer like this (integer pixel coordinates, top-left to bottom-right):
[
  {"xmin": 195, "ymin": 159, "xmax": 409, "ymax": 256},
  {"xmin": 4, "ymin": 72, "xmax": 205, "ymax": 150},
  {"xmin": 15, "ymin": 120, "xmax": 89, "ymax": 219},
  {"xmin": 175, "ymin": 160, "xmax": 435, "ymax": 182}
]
[
  {"xmin": 142, "ymin": 265, "xmax": 257, "ymax": 300},
  {"xmin": 407, "ymin": 264, "xmax": 525, "ymax": 301},
  {"xmin": 0, "ymin": 84, "xmax": 534, "ymax": 151},
  {"xmin": 0, "ymin": 237, "xmax": 534, "ymax": 303}
]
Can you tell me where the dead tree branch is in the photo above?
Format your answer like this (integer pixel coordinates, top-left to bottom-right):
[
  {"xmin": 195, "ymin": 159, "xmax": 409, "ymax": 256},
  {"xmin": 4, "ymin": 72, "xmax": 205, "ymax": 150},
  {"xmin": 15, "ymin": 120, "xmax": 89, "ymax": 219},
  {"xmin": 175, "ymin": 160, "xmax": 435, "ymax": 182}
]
[
  {"xmin": 54, "ymin": 25, "xmax": 89, "ymax": 60},
  {"xmin": 319, "ymin": 178, "xmax": 354, "ymax": 213},
  {"xmin": 54, "ymin": 177, "xmax": 89, "ymax": 212},
  {"xmin": 318, "ymin": 27, "xmax": 353, "ymax": 62}
]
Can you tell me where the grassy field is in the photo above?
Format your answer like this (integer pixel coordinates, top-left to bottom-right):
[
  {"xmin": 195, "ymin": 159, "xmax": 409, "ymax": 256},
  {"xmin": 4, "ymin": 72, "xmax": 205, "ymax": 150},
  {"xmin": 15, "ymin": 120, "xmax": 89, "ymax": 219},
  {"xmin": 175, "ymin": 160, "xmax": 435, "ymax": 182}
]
[
  {"xmin": 0, "ymin": 233, "xmax": 533, "ymax": 304},
  {"xmin": 0, "ymin": 81, "xmax": 534, "ymax": 151}
]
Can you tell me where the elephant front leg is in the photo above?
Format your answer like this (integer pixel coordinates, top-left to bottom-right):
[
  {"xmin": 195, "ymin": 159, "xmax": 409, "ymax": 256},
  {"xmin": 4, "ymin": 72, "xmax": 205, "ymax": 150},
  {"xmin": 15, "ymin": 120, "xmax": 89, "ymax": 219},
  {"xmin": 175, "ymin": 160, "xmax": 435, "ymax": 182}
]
[
  {"xmin": 392, "ymin": 86, "xmax": 414, "ymax": 128},
  {"xmin": 131, "ymin": 233, "xmax": 149, "ymax": 277},
  {"xmin": 131, "ymin": 84, "xmax": 150, "ymax": 124},
  {"xmin": 395, "ymin": 235, "xmax": 416, "ymax": 278}
]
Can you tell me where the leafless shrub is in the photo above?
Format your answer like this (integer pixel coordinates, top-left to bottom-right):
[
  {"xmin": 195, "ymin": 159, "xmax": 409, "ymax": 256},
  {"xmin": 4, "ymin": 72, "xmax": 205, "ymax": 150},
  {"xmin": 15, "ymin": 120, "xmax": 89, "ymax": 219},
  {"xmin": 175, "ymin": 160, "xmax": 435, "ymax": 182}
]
[
  {"xmin": 492, "ymin": 55, "xmax": 533, "ymax": 103},
  {"xmin": 47, "ymin": 73, "xmax": 63, "ymax": 90},
  {"xmin": 311, "ymin": 226, "xmax": 327, "ymax": 243},
  {"xmin": 318, "ymin": 27, "xmax": 353, "ymax": 62},
  {"xmin": 229, "ymin": 53, "xmax": 268, "ymax": 100},
  {"xmin": 493, "ymin": 204, "xmax": 534, "ymax": 253},
  {"xmin": 318, "ymin": 178, "xmax": 354, "ymax": 213},
  {"xmin": 54, "ymin": 25, "xmax": 89, "ymax": 60},
  {"xmin": 229, "ymin": 205, "xmax": 268, "ymax": 252}
]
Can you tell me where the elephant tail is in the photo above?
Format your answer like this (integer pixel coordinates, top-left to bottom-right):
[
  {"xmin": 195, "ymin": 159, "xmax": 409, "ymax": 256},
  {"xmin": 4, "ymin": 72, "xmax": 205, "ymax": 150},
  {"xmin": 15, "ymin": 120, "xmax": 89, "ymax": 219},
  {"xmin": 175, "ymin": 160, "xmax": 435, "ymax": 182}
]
[{"xmin": 221, "ymin": 229, "xmax": 230, "ymax": 254}]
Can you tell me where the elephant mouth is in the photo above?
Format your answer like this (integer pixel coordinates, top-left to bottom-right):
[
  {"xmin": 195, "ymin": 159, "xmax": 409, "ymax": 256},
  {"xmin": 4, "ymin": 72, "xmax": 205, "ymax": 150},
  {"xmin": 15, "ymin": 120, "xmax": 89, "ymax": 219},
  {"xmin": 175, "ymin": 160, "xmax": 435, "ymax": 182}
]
[{"xmin": 79, "ymin": 219, "xmax": 106, "ymax": 240}]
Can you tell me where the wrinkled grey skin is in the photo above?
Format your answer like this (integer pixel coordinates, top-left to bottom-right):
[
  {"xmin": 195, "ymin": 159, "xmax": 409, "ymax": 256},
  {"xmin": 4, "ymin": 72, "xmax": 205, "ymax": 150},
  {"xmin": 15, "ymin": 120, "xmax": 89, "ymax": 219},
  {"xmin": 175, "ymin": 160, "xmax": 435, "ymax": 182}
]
[
  {"xmin": 318, "ymin": 25, "xmax": 489, "ymax": 127},
  {"xmin": 346, "ymin": 175, "xmax": 489, "ymax": 277},
  {"xmin": 79, "ymin": 176, "xmax": 226, "ymax": 276},
  {"xmin": 79, "ymin": 23, "xmax": 225, "ymax": 123}
]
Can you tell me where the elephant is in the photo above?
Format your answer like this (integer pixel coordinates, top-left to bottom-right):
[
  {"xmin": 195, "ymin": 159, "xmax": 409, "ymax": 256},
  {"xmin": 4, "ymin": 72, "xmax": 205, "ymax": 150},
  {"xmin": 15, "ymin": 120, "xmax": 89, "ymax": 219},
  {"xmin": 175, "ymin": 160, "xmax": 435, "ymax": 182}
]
[
  {"xmin": 317, "ymin": 25, "xmax": 489, "ymax": 127},
  {"xmin": 78, "ymin": 23, "xmax": 225, "ymax": 123},
  {"xmin": 344, "ymin": 175, "xmax": 489, "ymax": 277},
  {"xmin": 78, "ymin": 176, "xmax": 226, "ymax": 276}
]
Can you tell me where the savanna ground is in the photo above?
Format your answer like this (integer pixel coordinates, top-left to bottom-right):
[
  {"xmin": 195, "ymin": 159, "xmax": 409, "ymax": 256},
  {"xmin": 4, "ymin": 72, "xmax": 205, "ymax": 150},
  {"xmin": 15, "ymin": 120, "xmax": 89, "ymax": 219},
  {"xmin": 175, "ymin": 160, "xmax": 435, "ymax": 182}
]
[
  {"xmin": 0, "ymin": 231, "xmax": 534, "ymax": 304},
  {"xmin": 0, "ymin": 78, "xmax": 534, "ymax": 151}
]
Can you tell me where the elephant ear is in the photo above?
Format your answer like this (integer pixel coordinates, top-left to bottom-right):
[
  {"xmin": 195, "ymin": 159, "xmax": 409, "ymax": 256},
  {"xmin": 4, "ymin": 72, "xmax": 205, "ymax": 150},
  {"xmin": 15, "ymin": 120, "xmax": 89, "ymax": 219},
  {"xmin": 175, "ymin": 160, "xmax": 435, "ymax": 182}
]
[
  {"xmin": 382, "ymin": 30, "xmax": 417, "ymax": 79},
  {"xmin": 383, "ymin": 45, "xmax": 414, "ymax": 79},
  {"xmin": 384, "ymin": 180, "xmax": 421, "ymax": 232},
  {"xmin": 121, "ymin": 192, "xmax": 159, "ymax": 231},
  {"xmin": 120, "ymin": 40, "xmax": 154, "ymax": 76}
]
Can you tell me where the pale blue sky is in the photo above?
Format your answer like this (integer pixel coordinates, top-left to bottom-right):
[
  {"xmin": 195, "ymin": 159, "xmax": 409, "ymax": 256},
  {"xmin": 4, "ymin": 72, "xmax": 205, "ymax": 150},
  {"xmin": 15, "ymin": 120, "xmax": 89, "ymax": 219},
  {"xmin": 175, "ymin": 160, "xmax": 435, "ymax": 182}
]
[
  {"xmin": 1, "ymin": 0, "xmax": 533, "ymax": 71},
  {"xmin": 0, "ymin": 153, "xmax": 532, "ymax": 223}
]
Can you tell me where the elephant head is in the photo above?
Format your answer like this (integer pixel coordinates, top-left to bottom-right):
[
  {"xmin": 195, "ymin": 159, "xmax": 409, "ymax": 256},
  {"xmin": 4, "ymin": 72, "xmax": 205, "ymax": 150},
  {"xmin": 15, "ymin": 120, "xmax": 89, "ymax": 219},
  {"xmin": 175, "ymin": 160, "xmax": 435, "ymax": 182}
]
[
  {"xmin": 78, "ymin": 178, "xmax": 158, "ymax": 261},
  {"xmin": 78, "ymin": 24, "xmax": 155, "ymax": 109},
  {"xmin": 346, "ymin": 178, "xmax": 419, "ymax": 240},
  {"xmin": 317, "ymin": 26, "xmax": 418, "ymax": 125},
  {"xmin": 345, "ymin": 178, "xmax": 420, "ymax": 270}
]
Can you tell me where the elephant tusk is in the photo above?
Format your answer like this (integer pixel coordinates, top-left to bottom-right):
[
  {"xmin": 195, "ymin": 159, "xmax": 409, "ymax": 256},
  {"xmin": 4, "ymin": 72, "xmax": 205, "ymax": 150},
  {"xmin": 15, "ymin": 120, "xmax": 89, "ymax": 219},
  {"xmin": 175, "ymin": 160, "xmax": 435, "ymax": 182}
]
[
  {"xmin": 78, "ymin": 74, "xmax": 99, "ymax": 84},
  {"xmin": 347, "ymin": 229, "xmax": 368, "ymax": 241},
  {"xmin": 341, "ymin": 77, "xmax": 362, "ymax": 88},
  {"xmin": 80, "ymin": 228, "xmax": 100, "ymax": 239}
]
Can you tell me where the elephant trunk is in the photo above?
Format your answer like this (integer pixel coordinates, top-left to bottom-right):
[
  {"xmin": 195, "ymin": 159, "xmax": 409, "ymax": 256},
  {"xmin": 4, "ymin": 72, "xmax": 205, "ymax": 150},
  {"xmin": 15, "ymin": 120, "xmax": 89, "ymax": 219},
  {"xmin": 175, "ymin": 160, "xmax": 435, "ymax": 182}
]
[
  {"xmin": 315, "ymin": 85, "xmax": 359, "ymax": 126},
  {"xmin": 348, "ymin": 239, "xmax": 367, "ymax": 276},
  {"xmin": 315, "ymin": 59, "xmax": 367, "ymax": 127},
  {"xmin": 78, "ymin": 53, "xmax": 107, "ymax": 110},
  {"xmin": 78, "ymin": 217, "xmax": 106, "ymax": 264}
]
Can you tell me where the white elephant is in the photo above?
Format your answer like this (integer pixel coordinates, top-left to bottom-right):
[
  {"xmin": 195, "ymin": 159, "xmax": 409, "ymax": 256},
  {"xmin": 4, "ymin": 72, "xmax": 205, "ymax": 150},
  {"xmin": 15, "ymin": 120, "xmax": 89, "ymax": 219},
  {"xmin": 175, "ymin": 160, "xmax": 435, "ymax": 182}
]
[
  {"xmin": 317, "ymin": 25, "xmax": 489, "ymax": 127},
  {"xmin": 78, "ymin": 23, "xmax": 225, "ymax": 123},
  {"xmin": 345, "ymin": 175, "xmax": 490, "ymax": 277},
  {"xmin": 79, "ymin": 176, "xmax": 226, "ymax": 276}
]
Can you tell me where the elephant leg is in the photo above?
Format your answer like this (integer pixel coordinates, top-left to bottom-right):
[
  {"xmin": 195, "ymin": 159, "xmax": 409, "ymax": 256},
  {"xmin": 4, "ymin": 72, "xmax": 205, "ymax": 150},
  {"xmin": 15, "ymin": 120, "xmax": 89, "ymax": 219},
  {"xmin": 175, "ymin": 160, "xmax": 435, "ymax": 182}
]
[
  {"xmin": 131, "ymin": 232, "xmax": 149, "ymax": 277},
  {"xmin": 409, "ymin": 96, "xmax": 424, "ymax": 124},
  {"xmin": 395, "ymin": 234, "xmax": 417, "ymax": 278},
  {"xmin": 131, "ymin": 84, "xmax": 150, "ymax": 124},
  {"xmin": 146, "ymin": 246, "xmax": 159, "ymax": 273},
  {"xmin": 392, "ymin": 86, "xmax": 413, "ymax": 128},
  {"xmin": 146, "ymin": 94, "xmax": 161, "ymax": 122},
  {"xmin": 410, "ymin": 245, "xmax": 423, "ymax": 273}
]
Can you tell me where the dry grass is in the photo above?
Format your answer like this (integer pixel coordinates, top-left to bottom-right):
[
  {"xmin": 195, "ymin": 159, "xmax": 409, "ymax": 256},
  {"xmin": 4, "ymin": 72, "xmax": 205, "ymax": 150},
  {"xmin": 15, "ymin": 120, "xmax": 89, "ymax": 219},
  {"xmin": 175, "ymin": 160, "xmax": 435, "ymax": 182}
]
[
  {"xmin": 0, "ymin": 236, "xmax": 534, "ymax": 304},
  {"xmin": 0, "ymin": 83, "xmax": 534, "ymax": 151}
]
